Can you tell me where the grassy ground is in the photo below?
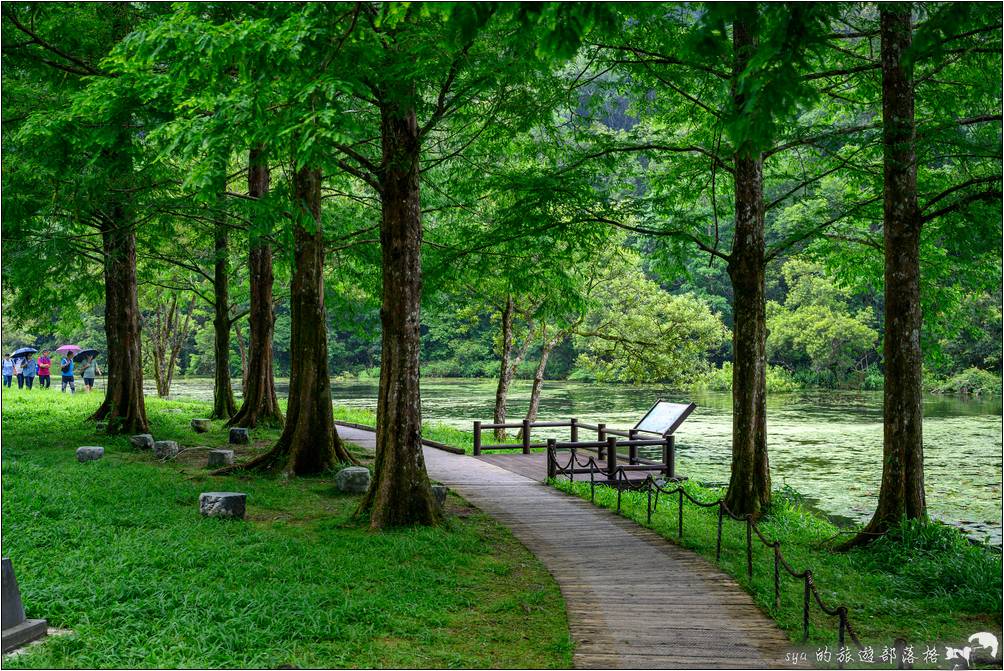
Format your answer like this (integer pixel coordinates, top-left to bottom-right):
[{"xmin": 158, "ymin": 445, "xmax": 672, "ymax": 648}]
[
  {"xmin": 1, "ymin": 391, "xmax": 572, "ymax": 668},
  {"xmin": 552, "ymin": 476, "xmax": 1002, "ymax": 665}
]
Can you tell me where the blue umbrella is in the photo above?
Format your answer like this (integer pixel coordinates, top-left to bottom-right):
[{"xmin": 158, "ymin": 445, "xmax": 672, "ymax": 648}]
[{"xmin": 10, "ymin": 347, "xmax": 37, "ymax": 360}]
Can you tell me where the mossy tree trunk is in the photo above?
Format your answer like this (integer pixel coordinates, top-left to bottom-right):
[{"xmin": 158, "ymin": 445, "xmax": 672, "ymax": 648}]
[
  {"xmin": 92, "ymin": 200, "xmax": 149, "ymax": 433},
  {"xmin": 359, "ymin": 88, "xmax": 439, "ymax": 528},
  {"xmin": 228, "ymin": 166, "xmax": 352, "ymax": 475},
  {"xmin": 844, "ymin": 7, "xmax": 926, "ymax": 548},
  {"xmin": 723, "ymin": 9, "xmax": 771, "ymax": 519},
  {"xmin": 229, "ymin": 146, "xmax": 283, "ymax": 429},
  {"xmin": 211, "ymin": 204, "xmax": 237, "ymax": 419}
]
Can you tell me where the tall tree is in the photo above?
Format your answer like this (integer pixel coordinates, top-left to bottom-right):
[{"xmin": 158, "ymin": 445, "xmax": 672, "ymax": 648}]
[
  {"xmin": 2, "ymin": 4, "xmax": 152, "ymax": 433},
  {"xmin": 228, "ymin": 147, "xmax": 284, "ymax": 428},
  {"xmin": 237, "ymin": 165, "xmax": 353, "ymax": 473}
]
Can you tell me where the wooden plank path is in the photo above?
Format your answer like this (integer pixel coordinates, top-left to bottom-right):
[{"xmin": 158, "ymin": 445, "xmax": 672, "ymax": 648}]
[{"xmin": 336, "ymin": 426, "xmax": 791, "ymax": 669}]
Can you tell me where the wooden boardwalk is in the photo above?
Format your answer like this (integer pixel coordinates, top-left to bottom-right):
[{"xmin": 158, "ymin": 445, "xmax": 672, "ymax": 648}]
[{"xmin": 337, "ymin": 426, "xmax": 791, "ymax": 669}]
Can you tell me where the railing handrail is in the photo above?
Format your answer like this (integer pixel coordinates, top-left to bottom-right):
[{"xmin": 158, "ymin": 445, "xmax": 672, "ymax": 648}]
[
  {"xmin": 473, "ymin": 417, "xmax": 666, "ymax": 455},
  {"xmin": 545, "ymin": 445, "xmax": 865, "ymax": 662}
]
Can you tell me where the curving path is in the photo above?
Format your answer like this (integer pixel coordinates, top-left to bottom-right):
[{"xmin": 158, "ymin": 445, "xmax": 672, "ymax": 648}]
[{"xmin": 336, "ymin": 425, "xmax": 791, "ymax": 669}]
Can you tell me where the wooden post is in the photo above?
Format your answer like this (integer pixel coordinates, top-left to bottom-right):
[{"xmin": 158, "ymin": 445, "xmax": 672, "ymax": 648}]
[
  {"xmin": 664, "ymin": 434, "xmax": 675, "ymax": 479},
  {"xmin": 628, "ymin": 429, "xmax": 638, "ymax": 464},
  {"xmin": 570, "ymin": 417, "xmax": 578, "ymax": 443},
  {"xmin": 473, "ymin": 421, "xmax": 481, "ymax": 456},
  {"xmin": 597, "ymin": 423, "xmax": 606, "ymax": 459},
  {"xmin": 547, "ymin": 438, "xmax": 556, "ymax": 479},
  {"xmin": 606, "ymin": 436, "xmax": 617, "ymax": 479},
  {"xmin": 522, "ymin": 419, "xmax": 531, "ymax": 454}
]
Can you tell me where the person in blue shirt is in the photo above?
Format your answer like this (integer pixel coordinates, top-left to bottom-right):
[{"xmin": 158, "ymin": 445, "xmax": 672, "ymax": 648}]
[
  {"xmin": 2, "ymin": 355, "xmax": 12, "ymax": 388},
  {"xmin": 60, "ymin": 353, "xmax": 75, "ymax": 393},
  {"xmin": 22, "ymin": 356, "xmax": 37, "ymax": 390}
]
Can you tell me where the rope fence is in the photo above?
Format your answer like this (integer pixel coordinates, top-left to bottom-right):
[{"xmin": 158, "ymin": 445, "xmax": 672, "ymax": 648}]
[{"xmin": 547, "ymin": 443, "xmax": 867, "ymax": 663}]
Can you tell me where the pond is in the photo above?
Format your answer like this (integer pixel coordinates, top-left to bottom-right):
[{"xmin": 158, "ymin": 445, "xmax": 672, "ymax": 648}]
[{"xmin": 156, "ymin": 377, "xmax": 1003, "ymax": 546}]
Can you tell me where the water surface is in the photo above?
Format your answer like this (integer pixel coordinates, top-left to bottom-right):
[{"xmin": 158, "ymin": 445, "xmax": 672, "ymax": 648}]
[{"xmin": 159, "ymin": 377, "xmax": 1003, "ymax": 545}]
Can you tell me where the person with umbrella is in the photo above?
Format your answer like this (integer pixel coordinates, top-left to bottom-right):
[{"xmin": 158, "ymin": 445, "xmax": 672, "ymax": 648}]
[
  {"xmin": 58, "ymin": 347, "xmax": 78, "ymax": 394},
  {"xmin": 22, "ymin": 355, "xmax": 37, "ymax": 390},
  {"xmin": 37, "ymin": 350, "xmax": 51, "ymax": 389},
  {"xmin": 77, "ymin": 350, "xmax": 101, "ymax": 393},
  {"xmin": 13, "ymin": 356, "xmax": 24, "ymax": 389},
  {"xmin": 2, "ymin": 355, "xmax": 13, "ymax": 388}
]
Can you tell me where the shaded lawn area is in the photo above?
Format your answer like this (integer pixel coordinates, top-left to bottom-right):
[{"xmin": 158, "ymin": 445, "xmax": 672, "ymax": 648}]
[
  {"xmin": 1, "ymin": 392, "xmax": 572, "ymax": 668},
  {"xmin": 552, "ymin": 477, "xmax": 1002, "ymax": 666}
]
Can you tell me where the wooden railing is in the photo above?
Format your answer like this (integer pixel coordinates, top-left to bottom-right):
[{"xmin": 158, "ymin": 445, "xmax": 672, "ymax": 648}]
[{"xmin": 473, "ymin": 418, "xmax": 677, "ymax": 480}]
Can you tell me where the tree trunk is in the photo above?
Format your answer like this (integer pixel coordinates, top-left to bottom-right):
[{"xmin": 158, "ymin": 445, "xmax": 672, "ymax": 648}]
[
  {"xmin": 493, "ymin": 296, "xmax": 516, "ymax": 440},
  {"xmin": 225, "ymin": 166, "xmax": 352, "ymax": 475},
  {"xmin": 521, "ymin": 334, "xmax": 559, "ymax": 432},
  {"xmin": 229, "ymin": 146, "xmax": 283, "ymax": 428},
  {"xmin": 358, "ymin": 91, "xmax": 439, "ymax": 528},
  {"xmin": 211, "ymin": 204, "xmax": 237, "ymax": 419},
  {"xmin": 723, "ymin": 9, "xmax": 771, "ymax": 519},
  {"xmin": 234, "ymin": 320, "xmax": 249, "ymax": 394},
  {"xmin": 91, "ymin": 205, "xmax": 149, "ymax": 433},
  {"xmin": 844, "ymin": 7, "xmax": 926, "ymax": 547}
]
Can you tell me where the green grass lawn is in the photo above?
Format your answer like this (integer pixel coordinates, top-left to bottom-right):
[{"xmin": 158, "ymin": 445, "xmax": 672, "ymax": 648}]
[
  {"xmin": 1, "ymin": 391, "xmax": 572, "ymax": 668},
  {"xmin": 552, "ymin": 476, "xmax": 1002, "ymax": 664}
]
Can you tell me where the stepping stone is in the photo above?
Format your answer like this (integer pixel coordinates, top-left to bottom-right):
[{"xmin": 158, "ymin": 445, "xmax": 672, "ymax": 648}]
[
  {"xmin": 207, "ymin": 449, "xmax": 234, "ymax": 468},
  {"xmin": 129, "ymin": 434, "xmax": 154, "ymax": 450},
  {"xmin": 95, "ymin": 421, "xmax": 108, "ymax": 433},
  {"xmin": 431, "ymin": 484, "xmax": 448, "ymax": 509},
  {"xmin": 229, "ymin": 427, "xmax": 250, "ymax": 445},
  {"xmin": 190, "ymin": 419, "xmax": 211, "ymax": 433},
  {"xmin": 153, "ymin": 440, "xmax": 180, "ymax": 459},
  {"xmin": 2, "ymin": 557, "xmax": 47, "ymax": 654},
  {"xmin": 335, "ymin": 467, "xmax": 370, "ymax": 494},
  {"xmin": 199, "ymin": 492, "xmax": 246, "ymax": 519},
  {"xmin": 75, "ymin": 447, "xmax": 104, "ymax": 463}
]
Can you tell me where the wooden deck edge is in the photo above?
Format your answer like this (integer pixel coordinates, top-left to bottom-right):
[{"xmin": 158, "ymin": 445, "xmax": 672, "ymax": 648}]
[{"xmin": 333, "ymin": 420, "xmax": 467, "ymax": 455}]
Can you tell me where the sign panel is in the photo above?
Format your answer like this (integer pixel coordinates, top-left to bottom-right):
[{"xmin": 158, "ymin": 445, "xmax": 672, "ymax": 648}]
[{"xmin": 633, "ymin": 400, "xmax": 696, "ymax": 436}]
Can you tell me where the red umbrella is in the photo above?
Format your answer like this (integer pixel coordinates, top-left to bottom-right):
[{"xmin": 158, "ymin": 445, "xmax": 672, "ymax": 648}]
[{"xmin": 55, "ymin": 345, "xmax": 82, "ymax": 354}]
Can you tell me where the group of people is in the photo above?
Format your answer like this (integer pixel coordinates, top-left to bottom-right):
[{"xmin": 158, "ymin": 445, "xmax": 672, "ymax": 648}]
[{"xmin": 2, "ymin": 350, "xmax": 101, "ymax": 393}]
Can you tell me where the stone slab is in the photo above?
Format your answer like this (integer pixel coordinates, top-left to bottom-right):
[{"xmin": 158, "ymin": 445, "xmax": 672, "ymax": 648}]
[
  {"xmin": 153, "ymin": 441, "xmax": 180, "ymax": 459},
  {"xmin": 76, "ymin": 446, "xmax": 104, "ymax": 462},
  {"xmin": 207, "ymin": 449, "xmax": 234, "ymax": 468},
  {"xmin": 190, "ymin": 419, "xmax": 211, "ymax": 433},
  {"xmin": 1, "ymin": 619, "xmax": 47, "ymax": 655},
  {"xmin": 229, "ymin": 427, "xmax": 250, "ymax": 445},
  {"xmin": 335, "ymin": 467, "xmax": 370, "ymax": 494},
  {"xmin": 1, "ymin": 558, "xmax": 47, "ymax": 654},
  {"xmin": 431, "ymin": 484, "xmax": 448, "ymax": 508},
  {"xmin": 129, "ymin": 434, "xmax": 154, "ymax": 450},
  {"xmin": 199, "ymin": 492, "xmax": 246, "ymax": 519}
]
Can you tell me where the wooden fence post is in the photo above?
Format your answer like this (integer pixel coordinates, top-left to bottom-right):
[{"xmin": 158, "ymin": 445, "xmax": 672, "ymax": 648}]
[
  {"xmin": 570, "ymin": 417, "xmax": 578, "ymax": 443},
  {"xmin": 606, "ymin": 436, "xmax": 617, "ymax": 479},
  {"xmin": 597, "ymin": 423, "xmax": 606, "ymax": 459},
  {"xmin": 628, "ymin": 429, "xmax": 638, "ymax": 464},
  {"xmin": 522, "ymin": 419, "xmax": 531, "ymax": 454},
  {"xmin": 664, "ymin": 434, "xmax": 675, "ymax": 479},
  {"xmin": 546, "ymin": 439, "xmax": 556, "ymax": 479},
  {"xmin": 473, "ymin": 421, "xmax": 481, "ymax": 456}
]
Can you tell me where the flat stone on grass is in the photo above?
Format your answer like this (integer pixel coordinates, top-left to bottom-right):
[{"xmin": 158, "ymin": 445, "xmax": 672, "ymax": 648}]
[
  {"xmin": 335, "ymin": 467, "xmax": 370, "ymax": 494},
  {"xmin": 229, "ymin": 427, "xmax": 250, "ymax": 445},
  {"xmin": 153, "ymin": 440, "xmax": 180, "ymax": 460},
  {"xmin": 190, "ymin": 418, "xmax": 211, "ymax": 433},
  {"xmin": 129, "ymin": 434, "xmax": 154, "ymax": 450},
  {"xmin": 199, "ymin": 492, "xmax": 246, "ymax": 519},
  {"xmin": 75, "ymin": 447, "xmax": 104, "ymax": 463},
  {"xmin": 207, "ymin": 449, "xmax": 234, "ymax": 468}
]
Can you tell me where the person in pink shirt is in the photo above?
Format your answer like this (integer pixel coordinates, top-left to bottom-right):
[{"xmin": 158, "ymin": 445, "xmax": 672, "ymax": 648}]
[{"xmin": 37, "ymin": 350, "xmax": 52, "ymax": 389}]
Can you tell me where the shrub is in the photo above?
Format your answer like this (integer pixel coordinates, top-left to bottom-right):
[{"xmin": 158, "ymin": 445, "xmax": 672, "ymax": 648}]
[
  {"xmin": 699, "ymin": 362, "xmax": 800, "ymax": 393},
  {"xmin": 929, "ymin": 367, "xmax": 1002, "ymax": 396}
]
